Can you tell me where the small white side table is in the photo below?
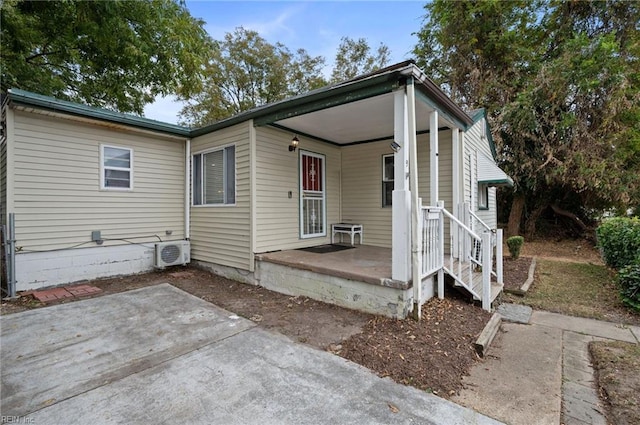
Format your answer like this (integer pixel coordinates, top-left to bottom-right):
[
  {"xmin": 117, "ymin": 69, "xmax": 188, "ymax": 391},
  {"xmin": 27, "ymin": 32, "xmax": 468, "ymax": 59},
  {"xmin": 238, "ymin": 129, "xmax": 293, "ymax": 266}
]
[{"xmin": 331, "ymin": 223, "xmax": 363, "ymax": 245}]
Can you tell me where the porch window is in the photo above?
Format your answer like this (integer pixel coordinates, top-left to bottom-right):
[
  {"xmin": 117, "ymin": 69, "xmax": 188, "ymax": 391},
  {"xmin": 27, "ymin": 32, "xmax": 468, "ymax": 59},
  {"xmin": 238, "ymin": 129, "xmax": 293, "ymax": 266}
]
[
  {"xmin": 101, "ymin": 145, "xmax": 133, "ymax": 190},
  {"xmin": 478, "ymin": 183, "xmax": 489, "ymax": 210},
  {"xmin": 382, "ymin": 154, "xmax": 394, "ymax": 207},
  {"xmin": 193, "ymin": 145, "xmax": 236, "ymax": 205}
]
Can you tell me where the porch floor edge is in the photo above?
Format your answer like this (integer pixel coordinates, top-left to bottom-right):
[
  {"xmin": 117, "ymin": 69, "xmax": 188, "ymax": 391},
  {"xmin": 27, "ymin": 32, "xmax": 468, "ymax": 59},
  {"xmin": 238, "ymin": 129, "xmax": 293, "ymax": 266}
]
[{"xmin": 255, "ymin": 246, "xmax": 410, "ymax": 290}]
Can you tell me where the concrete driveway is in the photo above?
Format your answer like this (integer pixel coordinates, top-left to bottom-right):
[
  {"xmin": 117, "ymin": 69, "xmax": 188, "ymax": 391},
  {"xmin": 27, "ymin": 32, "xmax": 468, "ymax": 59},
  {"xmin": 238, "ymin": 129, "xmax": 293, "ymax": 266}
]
[{"xmin": 1, "ymin": 284, "xmax": 501, "ymax": 424}]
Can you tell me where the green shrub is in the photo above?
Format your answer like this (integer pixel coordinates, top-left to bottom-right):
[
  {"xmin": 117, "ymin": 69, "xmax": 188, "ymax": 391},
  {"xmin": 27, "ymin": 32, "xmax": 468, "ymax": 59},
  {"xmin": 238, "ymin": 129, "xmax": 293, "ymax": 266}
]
[
  {"xmin": 618, "ymin": 262, "xmax": 640, "ymax": 311},
  {"xmin": 506, "ymin": 236, "xmax": 525, "ymax": 259},
  {"xmin": 596, "ymin": 217, "xmax": 640, "ymax": 269}
]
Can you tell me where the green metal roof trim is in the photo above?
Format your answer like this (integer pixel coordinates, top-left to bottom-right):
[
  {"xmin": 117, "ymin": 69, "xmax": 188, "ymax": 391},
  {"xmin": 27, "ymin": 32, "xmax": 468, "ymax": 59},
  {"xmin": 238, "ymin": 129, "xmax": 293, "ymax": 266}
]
[
  {"xmin": 7, "ymin": 89, "xmax": 191, "ymax": 137},
  {"xmin": 469, "ymin": 108, "xmax": 498, "ymax": 159},
  {"xmin": 6, "ymin": 61, "xmax": 477, "ymax": 142}
]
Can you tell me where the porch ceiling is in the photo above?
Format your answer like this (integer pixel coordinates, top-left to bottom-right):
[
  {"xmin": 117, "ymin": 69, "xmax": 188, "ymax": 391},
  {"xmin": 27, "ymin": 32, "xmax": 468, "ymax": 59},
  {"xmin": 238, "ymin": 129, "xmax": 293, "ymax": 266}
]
[{"xmin": 273, "ymin": 92, "xmax": 454, "ymax": 145}]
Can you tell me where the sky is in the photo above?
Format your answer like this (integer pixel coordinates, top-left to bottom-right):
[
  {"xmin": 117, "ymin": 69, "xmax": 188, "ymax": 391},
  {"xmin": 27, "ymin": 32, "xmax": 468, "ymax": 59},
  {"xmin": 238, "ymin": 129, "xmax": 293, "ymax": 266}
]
[{"xmin": 143, "ymin": 0, "xmax": 427, "ymax": 124}]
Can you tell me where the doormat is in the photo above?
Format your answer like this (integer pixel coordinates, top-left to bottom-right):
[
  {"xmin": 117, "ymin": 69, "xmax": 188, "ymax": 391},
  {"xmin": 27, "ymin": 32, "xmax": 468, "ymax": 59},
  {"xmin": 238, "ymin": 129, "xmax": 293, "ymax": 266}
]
[{"xmin": 298, "ymin": 244, "xmax": 355, "ymax": 254}]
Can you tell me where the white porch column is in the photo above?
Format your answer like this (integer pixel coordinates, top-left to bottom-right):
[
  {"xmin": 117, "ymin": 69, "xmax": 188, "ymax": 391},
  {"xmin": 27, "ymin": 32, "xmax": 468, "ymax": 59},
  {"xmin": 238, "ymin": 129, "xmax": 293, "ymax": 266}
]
[
  {"xmin": 407, "ymin": 80, "xmax": 424, "ymax": 318},
  {"xmin": 451, "ymin": 129, "xmax": 460, "ymax": 258},
  {"xmin": 392, "ymin": 88, "xmax": 411, "ymax": 282},
  {"xmin": 429, "ymin": 111, "xmax": 439, "ymax": 205}
]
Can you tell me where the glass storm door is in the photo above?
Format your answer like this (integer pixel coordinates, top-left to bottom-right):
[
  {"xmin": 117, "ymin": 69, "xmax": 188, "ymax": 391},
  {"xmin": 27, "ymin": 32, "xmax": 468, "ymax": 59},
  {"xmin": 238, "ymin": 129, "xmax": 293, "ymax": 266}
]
[{"xmin": 300, "ymin": 151, "xmax": 326, "ymax": 238}]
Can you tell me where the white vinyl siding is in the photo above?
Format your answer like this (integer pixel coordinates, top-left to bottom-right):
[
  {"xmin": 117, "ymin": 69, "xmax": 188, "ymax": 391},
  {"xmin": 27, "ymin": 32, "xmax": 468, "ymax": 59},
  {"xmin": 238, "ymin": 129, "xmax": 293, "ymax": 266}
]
[
  {"xmin": 11, "ymin": 110, "xmax": 186, "ymax": 251},
  {"xmin": 341, "ymin": 141, "xmax": 393, "ymax": 248},
  {"xmin": 416, "ymin": 130, "xmax": 453, "ymax": 211},
  {"xmin": 190, "ymin": 123, "xmax": 250, "ymax": 270},
  {"xmin": 254, "ymin": 126, "xmax": 340, "ymax": 253},
  {"xmin": 463, "ymin": 118, "xmax": 497, "ymax": 229}
]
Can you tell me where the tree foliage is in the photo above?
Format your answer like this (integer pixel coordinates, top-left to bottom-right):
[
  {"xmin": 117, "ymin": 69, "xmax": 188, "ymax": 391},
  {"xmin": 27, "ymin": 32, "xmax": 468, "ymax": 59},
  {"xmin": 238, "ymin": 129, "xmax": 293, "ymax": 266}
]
[
  {"xmin": 330, "ymin": 36, "xmax": 391, "ymax": 83},
  {"xmin": 414, "ymin": 0, "xmax": 640, "ymax": 237},
  {"xmin": 179, "ymin": 27, "xmax": 326, "ymax": 126},
  {"xmin": 1, "ymin": 0, "xmax": 211, "ymax": 114},
  {"xmin": 180, "ymin": 29, "xmax": 391, "ymax": 126}
]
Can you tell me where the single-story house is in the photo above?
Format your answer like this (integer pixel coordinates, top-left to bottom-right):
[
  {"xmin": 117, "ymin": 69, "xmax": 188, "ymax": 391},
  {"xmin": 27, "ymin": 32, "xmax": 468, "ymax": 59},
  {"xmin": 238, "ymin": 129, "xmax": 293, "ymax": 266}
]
[{"xmin": 0, "ymin": 61, "xmax": 513, "ymax": 318}]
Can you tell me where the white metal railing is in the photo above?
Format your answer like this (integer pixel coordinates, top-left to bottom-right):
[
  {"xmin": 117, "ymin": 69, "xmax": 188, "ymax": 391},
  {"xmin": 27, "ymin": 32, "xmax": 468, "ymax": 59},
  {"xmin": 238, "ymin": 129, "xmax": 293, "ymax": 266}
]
[
  {"xmin": 420, "ymin": 202, "xmax": 503, "ymax": 311},
  {"xmin": 467, "ymin": 205, "xmax": 503, "ymax": 287}
]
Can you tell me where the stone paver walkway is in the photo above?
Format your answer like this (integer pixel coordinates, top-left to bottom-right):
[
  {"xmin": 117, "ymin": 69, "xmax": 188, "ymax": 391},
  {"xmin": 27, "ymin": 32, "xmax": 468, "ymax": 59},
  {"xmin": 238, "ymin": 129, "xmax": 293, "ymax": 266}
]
[{"xmin": 530, "ymin": 310, "xmax": 637, "ymax": 425}]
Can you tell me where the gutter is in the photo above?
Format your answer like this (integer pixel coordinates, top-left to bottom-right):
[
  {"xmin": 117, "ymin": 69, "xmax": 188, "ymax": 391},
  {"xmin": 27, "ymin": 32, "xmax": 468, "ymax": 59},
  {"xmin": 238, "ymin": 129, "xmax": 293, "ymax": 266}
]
[{"xmin": 7, "ymin": 89, "xmax": 191, "ymax": 137}]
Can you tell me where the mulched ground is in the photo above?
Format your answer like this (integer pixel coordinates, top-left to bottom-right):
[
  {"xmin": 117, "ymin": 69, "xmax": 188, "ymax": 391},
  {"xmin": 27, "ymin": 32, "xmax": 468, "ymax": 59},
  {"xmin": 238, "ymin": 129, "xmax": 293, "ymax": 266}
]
[
  {"xmin": 339, "ymin": 293, "xmax": 491, "ymax": 396},
  {"xmin": 1, "ymin": 259, "xmax": 525, "ymax": 399},
  {"xmin": 502, "ymin": 256, "xmax": 533, "ymax": 293}
]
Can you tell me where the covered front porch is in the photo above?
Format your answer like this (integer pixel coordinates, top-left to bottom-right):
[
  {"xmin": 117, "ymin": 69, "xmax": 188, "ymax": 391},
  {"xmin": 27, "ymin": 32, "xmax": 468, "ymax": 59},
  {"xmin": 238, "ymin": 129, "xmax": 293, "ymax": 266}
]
[{"xmin": 250, "ymin": 61, "xmax": 504, "ymax": 318}]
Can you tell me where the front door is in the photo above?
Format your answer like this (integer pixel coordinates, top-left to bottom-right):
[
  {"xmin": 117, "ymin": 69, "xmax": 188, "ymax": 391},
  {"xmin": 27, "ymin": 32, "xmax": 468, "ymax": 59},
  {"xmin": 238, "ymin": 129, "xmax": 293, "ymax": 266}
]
[{"xmin": 300, "ymin": 151, "xmax": 326, "ymax": 238}]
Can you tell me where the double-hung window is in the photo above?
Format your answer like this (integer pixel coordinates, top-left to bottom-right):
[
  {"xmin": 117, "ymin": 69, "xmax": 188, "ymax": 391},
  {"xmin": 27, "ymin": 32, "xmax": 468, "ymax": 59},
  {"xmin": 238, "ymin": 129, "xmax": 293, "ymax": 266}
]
[
  {"xmin": 382, "ymin": 154, "xmax": 394, "ymax": 207},
  {"xmin": 101, "ymin": 145, "xmax": 133, "ymax": 190},
  {"xmin": 193, "ymin": 145, "xmax": 236, "ymax": 205}
]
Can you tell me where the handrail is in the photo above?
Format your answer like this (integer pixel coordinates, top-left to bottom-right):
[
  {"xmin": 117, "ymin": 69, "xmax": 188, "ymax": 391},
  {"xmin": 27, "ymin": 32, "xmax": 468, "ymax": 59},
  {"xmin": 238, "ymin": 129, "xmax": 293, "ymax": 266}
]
[
  {"xmin": 468, "ymin": 208, "xmax": 494, "ymax": 234},
  {"xmin": 437, "ymin": 207, "xmax": 482, "ymax": 241},
  {"xmin": 419, "ymin": 203, "xmax": 502, "ymax": 312}
]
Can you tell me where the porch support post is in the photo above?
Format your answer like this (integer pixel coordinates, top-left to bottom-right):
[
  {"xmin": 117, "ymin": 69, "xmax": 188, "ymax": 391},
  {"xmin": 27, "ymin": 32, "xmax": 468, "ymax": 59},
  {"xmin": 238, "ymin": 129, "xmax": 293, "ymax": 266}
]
[
  {"xmin": 451, "ymin": 129, "xmax": 460, "ymax": 258},
  {"xmin": 496, "ymin": 229, "xmax": 504, "ymax": 285},
  {"xmin": 482, "ymin": 231, "xmax": 492, "ymax": 311},
  {"xmin": 429, "ymin": 110, "xmax": 439, "ymax": 205},
  {"xmin": 391, "ymin": 87, "xmax": 411, "ymax": 282},
  {"xmin": 407, "ymin": 79, "xmax": 424, "ymax": 319}
]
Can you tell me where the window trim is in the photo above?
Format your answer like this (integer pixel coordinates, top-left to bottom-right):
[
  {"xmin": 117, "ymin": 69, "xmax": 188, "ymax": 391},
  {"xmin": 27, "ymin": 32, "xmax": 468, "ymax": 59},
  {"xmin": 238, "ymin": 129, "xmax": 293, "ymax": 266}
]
[
  {"xmin": 100, "ymin": 144, "xmax": 133, "ymax": 191},
  {"xmin": 478, "ymin": 183, "xmax": 489, "ymax": 210},
  {"xmin": 191, "ymin": 144, "xmax": 237, "ymax": 207},
  {"xmin": 382, "ymin": 153, "xmax": 394, "ymax": 207}
]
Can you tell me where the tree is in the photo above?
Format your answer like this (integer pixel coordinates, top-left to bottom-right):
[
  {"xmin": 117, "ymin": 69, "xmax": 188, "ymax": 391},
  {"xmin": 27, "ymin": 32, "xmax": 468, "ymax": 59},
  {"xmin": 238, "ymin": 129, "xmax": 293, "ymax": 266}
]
[
  {"xmin": 1, "ymin": 0, "xmax": 211, "ymax": 114},
  {"xmin": 330, "ymin": 37, "xmax": 391, "ymax": 83},
  {"xmin": 414, "ymin": 0, "xmax": 640, "ymax": 237},
  {"xmin": 179, "ymin": 27, "xmax": 326, "ymax": 126}
]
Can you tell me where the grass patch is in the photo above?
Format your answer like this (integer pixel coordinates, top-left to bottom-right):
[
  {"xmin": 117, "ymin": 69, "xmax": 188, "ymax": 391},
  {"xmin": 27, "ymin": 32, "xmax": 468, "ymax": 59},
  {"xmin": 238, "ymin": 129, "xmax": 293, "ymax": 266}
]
[
  {"xmin": 590, "ymin": 341, "xmax": 640, "ymax": 425},
  {"xmin": 504, "ymin": 259, "xmax": 639, "ymax": 324}
]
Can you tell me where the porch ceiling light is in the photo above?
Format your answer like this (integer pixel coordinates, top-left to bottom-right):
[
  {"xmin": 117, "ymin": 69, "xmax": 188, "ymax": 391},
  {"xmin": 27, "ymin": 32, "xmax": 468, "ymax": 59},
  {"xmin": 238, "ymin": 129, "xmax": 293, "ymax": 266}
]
[
  {"xmin": 390, "ymin": 141, "xmax": 401, "ymax": 152},
  {"xmin": 289, "ymin": 135, "xmax": 299, "ymax": 152}
]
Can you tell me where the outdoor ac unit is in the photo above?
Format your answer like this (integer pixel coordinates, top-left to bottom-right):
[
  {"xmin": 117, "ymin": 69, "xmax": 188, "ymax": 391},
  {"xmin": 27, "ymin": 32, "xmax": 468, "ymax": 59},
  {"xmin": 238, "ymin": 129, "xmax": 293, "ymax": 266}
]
[{"xmin": 155, "ymin": 241, "xmax": 191, "ymax": 268}]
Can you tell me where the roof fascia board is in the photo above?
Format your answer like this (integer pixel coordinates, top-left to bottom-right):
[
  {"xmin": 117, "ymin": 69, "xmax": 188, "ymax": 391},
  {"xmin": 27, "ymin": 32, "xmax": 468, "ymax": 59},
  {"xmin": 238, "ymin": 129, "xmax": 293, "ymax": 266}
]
[
  {"xmin": 404, "ymin": 68, "xmax": 473, "ymax": 129},
  {"xmin": 414, "ymin": 88, "xmax": 469, "ymax": 130},
  {"xmin": 7, "ymin": 89, "xmax": 190, "ymax": 137}
]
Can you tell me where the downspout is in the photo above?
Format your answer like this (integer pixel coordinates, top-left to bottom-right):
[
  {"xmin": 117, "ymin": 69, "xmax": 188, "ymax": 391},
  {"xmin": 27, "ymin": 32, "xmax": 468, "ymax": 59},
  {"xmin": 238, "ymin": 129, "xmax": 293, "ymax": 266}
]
[
  {"xmin": 184, "ymin": 139, "xmax": 191, "ymax": 240},
  {"xmin": 407, "ymin": 78, "xmax": 422, "ymax": 319}
]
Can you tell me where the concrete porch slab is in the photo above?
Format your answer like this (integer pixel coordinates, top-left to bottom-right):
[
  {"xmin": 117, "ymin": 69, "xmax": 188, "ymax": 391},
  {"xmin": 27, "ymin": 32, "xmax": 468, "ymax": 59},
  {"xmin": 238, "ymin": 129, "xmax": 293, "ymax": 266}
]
[{"xmin": 257, "ymin": 245, "xmax": 404, "ymax": 288}]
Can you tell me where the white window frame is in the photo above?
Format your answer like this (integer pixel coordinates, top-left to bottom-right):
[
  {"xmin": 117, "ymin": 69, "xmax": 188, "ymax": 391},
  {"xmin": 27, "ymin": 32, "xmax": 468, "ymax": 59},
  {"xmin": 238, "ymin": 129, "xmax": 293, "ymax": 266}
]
[
  {"xmin": 299, "ymin": 150, "xmax": 326, "ymax": 239},
  {"xmin": 478, "ymin": 183, "xmax": 489, "ymax": 210},
  {"xmin": 382, "ymin": 153, "xmax": 394, "ymax": 207},
  {"xmin": 192, "ymin": 144, "xmax": 236, "ymax": 207},
  {"xmin": 100, "ymin": 144, "xmax": 133, "ymax": 191}
]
